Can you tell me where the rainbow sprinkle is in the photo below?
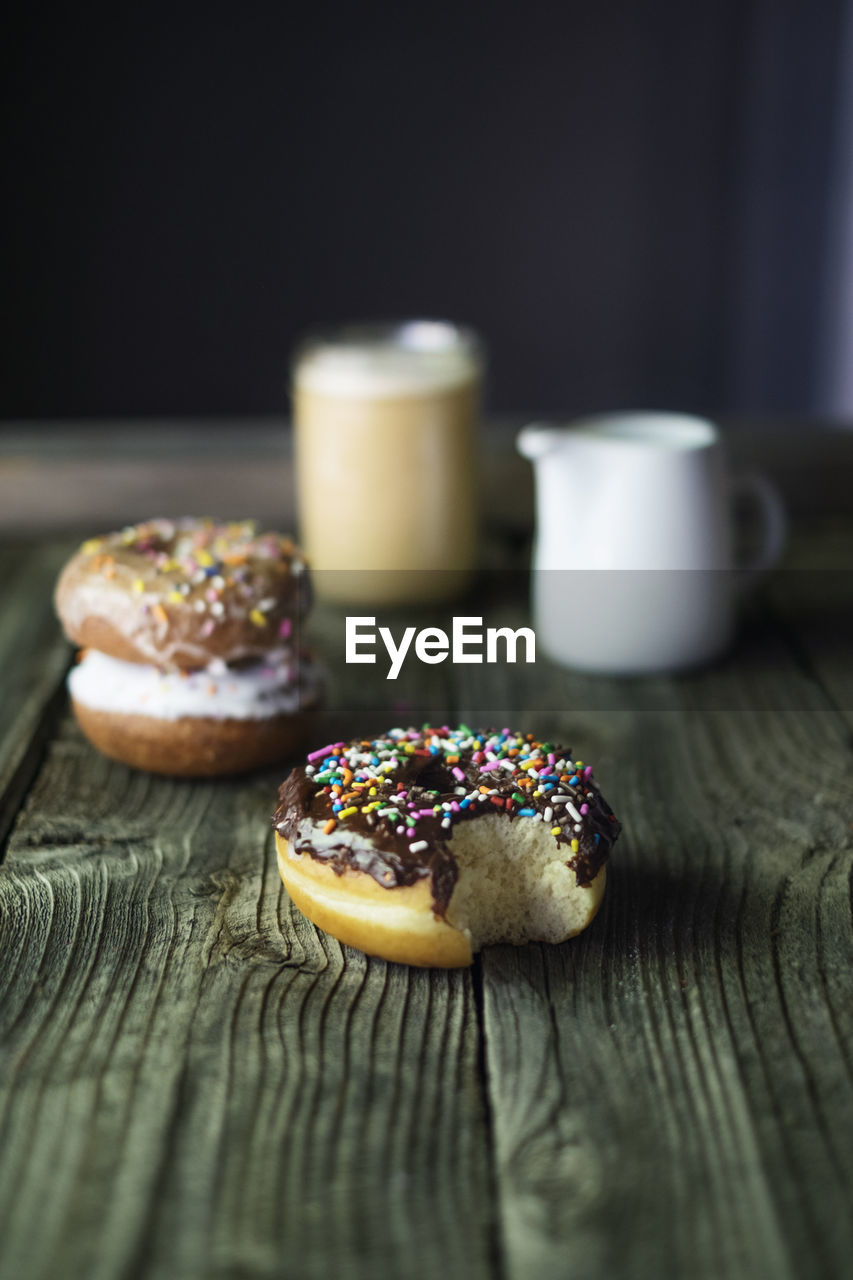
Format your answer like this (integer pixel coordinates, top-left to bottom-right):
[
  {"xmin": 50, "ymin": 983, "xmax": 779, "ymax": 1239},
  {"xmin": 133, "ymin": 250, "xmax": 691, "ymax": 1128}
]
[
  {"xmin": 288, "ymin": 726, "xmax": 618, "ymax": 863},
  {"xmin": 78, "ymin": 518, "xmax": 303, "ymax": 640}
]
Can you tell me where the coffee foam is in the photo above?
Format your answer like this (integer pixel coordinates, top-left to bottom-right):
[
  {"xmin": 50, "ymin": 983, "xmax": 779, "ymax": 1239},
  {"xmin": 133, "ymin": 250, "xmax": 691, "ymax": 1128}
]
[
  {"xmin": 69, "ymin": 648, "xmax": 320, "ymax": 721},
  {"xmin": 294, "ymin": 326, "xmax": 479, "ymax": 398}
]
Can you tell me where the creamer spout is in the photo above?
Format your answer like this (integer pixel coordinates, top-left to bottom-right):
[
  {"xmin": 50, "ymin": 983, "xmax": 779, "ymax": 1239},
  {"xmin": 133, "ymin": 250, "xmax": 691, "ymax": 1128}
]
[{"xmin": 516, "ymin": 423, "xmax": 567, "ymax": 461}]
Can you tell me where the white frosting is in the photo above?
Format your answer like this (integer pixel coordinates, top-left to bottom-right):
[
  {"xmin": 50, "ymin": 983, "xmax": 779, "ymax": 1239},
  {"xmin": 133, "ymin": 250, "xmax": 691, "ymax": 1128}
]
[
  {"xmin": 69, "ymin": 648, "xmax": 320, "ymax": 722},
  {"xmin": 295, "ymin": 323, "xmax": 480, "ymax": 398}
]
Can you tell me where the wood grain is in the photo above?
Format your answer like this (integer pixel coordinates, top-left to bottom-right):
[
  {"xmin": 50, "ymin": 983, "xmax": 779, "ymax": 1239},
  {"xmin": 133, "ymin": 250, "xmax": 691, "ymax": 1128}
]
[
  {"xmin": 1, "ymin": 530, "xmax": 852, "ymax": 1280},
  {"xmin": 0, "ymin": 540, "xmax": 73, "ymax": 852},
  {"xmin": 453, "ymin": 585, "xmax": 853, "ymax": 1280},
  {"xmin": 0, "ymin": 545, "xmax": 493, "ymax": 1280},
  {"xmin": 766, "ymin": 518, "xmax": 853, "ymax": 731},
  {"xmin": 0, "ymin": 743, "xmax": 495, "ymax": 1280}
]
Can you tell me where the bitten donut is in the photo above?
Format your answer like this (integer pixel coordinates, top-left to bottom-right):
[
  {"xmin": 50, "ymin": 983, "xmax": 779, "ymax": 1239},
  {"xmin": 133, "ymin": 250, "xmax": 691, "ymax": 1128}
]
[
  {"xmin": 55, "ymin": 518, "xmax": 320, "ymax": 776},
  {"xmin": 273, "ymin": 726, "xmax": 620, "ymax": 967}
]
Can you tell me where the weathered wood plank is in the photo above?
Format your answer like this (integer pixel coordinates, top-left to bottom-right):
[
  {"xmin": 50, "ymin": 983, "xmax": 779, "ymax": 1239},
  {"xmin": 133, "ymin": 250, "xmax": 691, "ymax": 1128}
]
[
  {"xmin": 2, "ymin": 525, "xmax": 852, "ymax": 1280},
  {"xmin": 0, "ymin": 732, "xmax": 495, "ymax": 1280},
  {"xmin": 454, "ymin": 591, "xmax": 853, "ymax": 1280},
  {"xmin": 0, "ymin": 570, "xmax": 494, "ymax": 1280},
  {"xmin": 765, "ymin": 519, "xmax": 853, "ymax": 731},
  {"xmin": 0, "ymin": 540, "xmax": 75, "ymax": 856}
]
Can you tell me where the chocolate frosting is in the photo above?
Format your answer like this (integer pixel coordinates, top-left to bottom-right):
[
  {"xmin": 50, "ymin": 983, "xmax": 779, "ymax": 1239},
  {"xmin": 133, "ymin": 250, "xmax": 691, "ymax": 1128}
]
[
  {"xmin": 273, "ymin": 727, "xmax": 620, "ymax": 914},
  {"xmin": 55, "ymin": 518, "xmax": 310, "ymax": 671}
]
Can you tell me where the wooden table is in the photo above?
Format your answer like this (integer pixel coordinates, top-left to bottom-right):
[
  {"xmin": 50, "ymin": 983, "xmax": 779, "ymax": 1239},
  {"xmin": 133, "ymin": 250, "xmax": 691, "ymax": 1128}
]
[{"xmin": 0, "ymin": 428, "xmax": 852, "ymax": 1280}]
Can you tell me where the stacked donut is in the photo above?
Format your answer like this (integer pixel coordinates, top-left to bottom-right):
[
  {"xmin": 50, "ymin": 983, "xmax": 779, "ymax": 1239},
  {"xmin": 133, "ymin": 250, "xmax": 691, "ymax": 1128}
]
[
  {"xmin": 55, "ymin": 518, "xmax": 320, "ymax": 776},
  {"xmin": 273, "ymin": 725, "xmax": 620, "ymax": 966}
]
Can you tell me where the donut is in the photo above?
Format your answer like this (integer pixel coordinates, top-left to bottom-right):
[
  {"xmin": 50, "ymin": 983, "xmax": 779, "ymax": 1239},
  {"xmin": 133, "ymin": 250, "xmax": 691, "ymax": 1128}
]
[
  {"xmin": 54, "ymin": 518, "xmax": 320, "ymax": 776},
  {"xmin": 273, "ymin": 725, "xmax": 620, "ymax": 967}
]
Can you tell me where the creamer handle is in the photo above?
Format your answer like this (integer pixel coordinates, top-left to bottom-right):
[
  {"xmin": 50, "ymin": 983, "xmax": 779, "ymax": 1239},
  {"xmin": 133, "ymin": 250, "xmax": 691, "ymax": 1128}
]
[{"xmin": 730, "ymin": 472, "xmax": 787, "ymax": 591}]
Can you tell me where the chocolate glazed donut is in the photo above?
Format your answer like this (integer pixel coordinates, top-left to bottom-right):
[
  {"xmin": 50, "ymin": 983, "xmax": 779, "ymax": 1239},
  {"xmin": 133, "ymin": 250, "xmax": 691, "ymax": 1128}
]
[{"xmin": 273, "ymin": 726, "xmax": 620, "ymax": 967}]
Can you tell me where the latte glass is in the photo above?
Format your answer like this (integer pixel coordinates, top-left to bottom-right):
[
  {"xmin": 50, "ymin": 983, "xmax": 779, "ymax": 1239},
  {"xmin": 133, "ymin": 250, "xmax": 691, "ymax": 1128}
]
[{"xmin": 292, "ymin": 322, "xmax": 483, "ymax": 604}]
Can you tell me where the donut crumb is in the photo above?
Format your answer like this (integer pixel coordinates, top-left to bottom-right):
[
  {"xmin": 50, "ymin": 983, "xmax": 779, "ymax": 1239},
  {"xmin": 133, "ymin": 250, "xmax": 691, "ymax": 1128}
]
[{"xmin": 445, "ymin": 813, "xmax": 598, "ymax": 948}]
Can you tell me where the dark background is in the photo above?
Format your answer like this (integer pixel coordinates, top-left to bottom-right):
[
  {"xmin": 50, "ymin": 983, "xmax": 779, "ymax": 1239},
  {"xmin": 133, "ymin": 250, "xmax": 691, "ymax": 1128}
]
[{"xmin": 1, "ymin": 0, "xmax": 847, "ymax": 421}]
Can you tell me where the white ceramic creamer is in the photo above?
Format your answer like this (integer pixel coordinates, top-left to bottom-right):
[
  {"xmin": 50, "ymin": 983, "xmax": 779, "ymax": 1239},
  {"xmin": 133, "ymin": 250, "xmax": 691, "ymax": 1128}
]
[{"xmin": 517, "ymin": 412, "xmax": 787, "ymax": 674}]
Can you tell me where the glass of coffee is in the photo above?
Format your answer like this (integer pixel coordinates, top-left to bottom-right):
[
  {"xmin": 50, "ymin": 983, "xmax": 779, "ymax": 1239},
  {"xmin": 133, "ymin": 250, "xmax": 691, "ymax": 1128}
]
[{"xmin": 292, "ymin": 321, "xmax": 483, "ymax": 604}]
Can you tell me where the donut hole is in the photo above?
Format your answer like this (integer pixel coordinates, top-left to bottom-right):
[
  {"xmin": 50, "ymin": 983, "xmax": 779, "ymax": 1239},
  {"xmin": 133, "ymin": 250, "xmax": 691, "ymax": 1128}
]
[
  {"xmin": 444, "ymin": 813, "xmax": 602, "ymax": 949},
  {"xmin": 409, "ymin": 758, "xmax": 457, "ymax": 794}
]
